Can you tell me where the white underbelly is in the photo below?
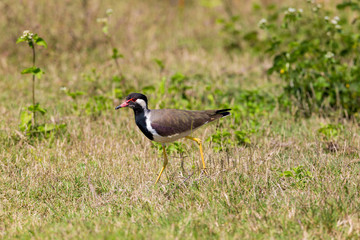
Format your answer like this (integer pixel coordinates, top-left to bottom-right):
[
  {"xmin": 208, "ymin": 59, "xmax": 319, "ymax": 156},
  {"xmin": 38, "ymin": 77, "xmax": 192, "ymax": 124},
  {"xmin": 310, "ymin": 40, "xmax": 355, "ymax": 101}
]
[{"xmin": 152, "ymin": 129, "xmax": 197, "ymax": 143}]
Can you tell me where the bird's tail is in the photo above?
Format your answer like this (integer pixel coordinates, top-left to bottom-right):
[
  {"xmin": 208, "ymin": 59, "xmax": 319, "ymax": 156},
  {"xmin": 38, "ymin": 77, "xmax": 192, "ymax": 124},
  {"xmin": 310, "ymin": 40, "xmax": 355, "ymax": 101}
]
[{"xmin": 215, "ymin": 109, "xmax": 231, "ymax": 117}]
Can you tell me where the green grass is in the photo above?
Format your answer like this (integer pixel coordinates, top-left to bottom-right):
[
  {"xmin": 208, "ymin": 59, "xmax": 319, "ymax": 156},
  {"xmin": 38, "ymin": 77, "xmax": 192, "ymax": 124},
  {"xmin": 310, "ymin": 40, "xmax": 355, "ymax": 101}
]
[{"xmin": 1, "ymin": 0, "xmax": 360, "ymax": 239}]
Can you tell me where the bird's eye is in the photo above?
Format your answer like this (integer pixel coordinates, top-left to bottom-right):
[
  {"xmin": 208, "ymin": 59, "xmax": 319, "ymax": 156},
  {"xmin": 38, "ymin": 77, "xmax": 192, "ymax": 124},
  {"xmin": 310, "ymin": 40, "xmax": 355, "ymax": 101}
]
[{"xmin": 127, "ymin": 98, "xmax": 136, "ymax": 103}]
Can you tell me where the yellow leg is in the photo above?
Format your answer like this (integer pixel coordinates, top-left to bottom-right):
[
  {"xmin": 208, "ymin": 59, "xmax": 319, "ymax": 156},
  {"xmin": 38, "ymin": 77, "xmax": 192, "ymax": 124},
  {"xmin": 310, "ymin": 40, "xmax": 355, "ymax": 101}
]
[
  {"xmin": 155, "ymin": 144, "xmax": 168, "ymax": 184},
  {"xmin": 186, "ymin": 136, "xmax": 208, "ymax": 175}
]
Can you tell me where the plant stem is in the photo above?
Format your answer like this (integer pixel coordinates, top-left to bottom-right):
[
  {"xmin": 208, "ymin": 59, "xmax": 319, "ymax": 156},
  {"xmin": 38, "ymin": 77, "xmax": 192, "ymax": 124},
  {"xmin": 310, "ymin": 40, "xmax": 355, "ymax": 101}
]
[
  {"xmin": 107, "ymin": 36, "xmax": 122, "ymax": 79},
  {"xmin": 32, "ymin": 41, "xmax": 36, "ymax": 127},
  {"xmin": 105, "ymin": 14, "xmax": 123, "ymax": 83}
]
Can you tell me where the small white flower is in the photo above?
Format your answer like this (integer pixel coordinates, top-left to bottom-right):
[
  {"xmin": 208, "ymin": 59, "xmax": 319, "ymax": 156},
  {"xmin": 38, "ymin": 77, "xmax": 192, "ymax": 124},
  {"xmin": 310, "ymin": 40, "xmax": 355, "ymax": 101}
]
[
  {"xmin": 317, "ymin": 4, "xmax": 322, "ymax": 8},
  {"xmin": 334, "ymin": 16, "xmax": 340, "ymax": 21},
  {"xmin": 106, "ymin": 8, "xmax": 113, "ymax": 15},
  {"xmin": 288, "ymin": 7, "xmax": 296, "ymax": 13},
  {"xmin": 258, "ymin": 18, "xmax": 267, "ymax": 27},
  {"xmin": 60, "ymin": 87, "xmax": 67, "ymax": 91},
  {"xmin": 259, "ymin": 18, "xmax": 267, "ymax": 24},
  {"xmin": 22, "ymin": 30, "xmax": 34, "ymax": 40},
  {"xmin": 331, "ymin": 19, "xmax": 338, "ymax": 25},
  {"xmin": 325, "ymin": 52, "xmax": 334, "ymax": 59},
  {"xmin": 324, "ymin": 16, "xmax": 329, "ymax": 21},
  {"xmin": 312, "ymin": 7, "xmax": 318, "ymax": 12},
  {"xmin": 335, "ymin": 24, "xmax": 341, "ymax": 29},
  {"xmin": 298, "ymin": 9, "xmax": 303, "ymax": 13}
]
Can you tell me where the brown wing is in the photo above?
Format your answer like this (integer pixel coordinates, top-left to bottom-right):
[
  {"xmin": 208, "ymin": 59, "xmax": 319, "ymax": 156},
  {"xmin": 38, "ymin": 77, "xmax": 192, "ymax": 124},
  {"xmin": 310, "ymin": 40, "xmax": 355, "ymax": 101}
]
[{"xmin": 150, "ymin": 109, "xmax": 227, "ymax": 137}]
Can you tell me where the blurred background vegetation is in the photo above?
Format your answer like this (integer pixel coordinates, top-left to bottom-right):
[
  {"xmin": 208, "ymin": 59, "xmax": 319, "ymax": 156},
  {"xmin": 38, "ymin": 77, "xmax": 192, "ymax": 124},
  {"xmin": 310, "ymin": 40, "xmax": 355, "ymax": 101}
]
[{"xmin": 2, "ymin": 0, "xmax": 360, "ymax": 125}]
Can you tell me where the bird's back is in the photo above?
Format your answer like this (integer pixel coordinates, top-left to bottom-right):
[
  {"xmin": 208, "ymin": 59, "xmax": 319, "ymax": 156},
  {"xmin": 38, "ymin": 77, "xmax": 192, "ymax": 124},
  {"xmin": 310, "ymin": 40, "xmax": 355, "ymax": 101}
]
[{"xmin": 149, "ymin": 108, "xmax": 230, "ymax": 137}]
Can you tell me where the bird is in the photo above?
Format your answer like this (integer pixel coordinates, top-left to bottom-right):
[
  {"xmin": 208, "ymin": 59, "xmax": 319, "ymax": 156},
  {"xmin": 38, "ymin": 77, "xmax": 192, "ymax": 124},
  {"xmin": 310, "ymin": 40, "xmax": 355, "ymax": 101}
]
[{"xmin": 115, "ymin": 93, "xmax": 231, "ymax": 184}]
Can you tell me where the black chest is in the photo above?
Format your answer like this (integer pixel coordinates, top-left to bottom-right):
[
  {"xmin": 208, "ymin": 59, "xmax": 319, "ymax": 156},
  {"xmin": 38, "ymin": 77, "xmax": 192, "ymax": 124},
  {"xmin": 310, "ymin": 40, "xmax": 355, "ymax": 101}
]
[{"xmin": 134, "ymin": 110, "xmax": 154, "ymax": 141}]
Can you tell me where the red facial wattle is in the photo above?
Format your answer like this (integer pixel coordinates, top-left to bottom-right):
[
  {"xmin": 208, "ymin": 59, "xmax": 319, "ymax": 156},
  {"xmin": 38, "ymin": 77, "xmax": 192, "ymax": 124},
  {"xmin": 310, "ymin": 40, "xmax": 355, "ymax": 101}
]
[{"xmin": 115, "ymin": 98, "xmax": 136, "ymax": 109}]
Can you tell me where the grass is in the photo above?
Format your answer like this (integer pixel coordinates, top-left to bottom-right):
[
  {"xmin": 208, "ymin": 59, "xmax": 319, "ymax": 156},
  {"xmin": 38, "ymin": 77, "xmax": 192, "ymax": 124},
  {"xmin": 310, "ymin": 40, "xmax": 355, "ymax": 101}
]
[{"xmin": 1, "ymin": 0, "xmax": 360, "ymax": 239}]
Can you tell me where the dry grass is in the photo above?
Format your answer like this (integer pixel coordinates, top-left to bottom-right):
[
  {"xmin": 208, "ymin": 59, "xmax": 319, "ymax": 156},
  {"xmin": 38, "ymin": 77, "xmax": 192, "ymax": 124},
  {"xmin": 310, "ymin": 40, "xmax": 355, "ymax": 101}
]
[{"xmin": 1, "ymin": 0, "xmax": 360, "ymax": 239}]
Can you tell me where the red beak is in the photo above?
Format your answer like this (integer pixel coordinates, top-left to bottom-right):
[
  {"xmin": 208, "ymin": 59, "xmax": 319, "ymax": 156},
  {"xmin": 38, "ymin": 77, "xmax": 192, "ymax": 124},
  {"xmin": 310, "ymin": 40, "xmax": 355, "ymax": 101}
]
[
  {"xmin": 115, "ymin": 100, "xmax": 130, "ymax": 110},
  {"xmin": 115, "ymin": 98, "xmax": 134, "ymax": 110}
]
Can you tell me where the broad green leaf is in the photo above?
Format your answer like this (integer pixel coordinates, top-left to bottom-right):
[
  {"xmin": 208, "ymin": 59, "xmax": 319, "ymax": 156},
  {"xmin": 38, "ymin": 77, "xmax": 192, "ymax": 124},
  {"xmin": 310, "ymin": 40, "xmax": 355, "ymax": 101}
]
[
  {"xmin": 280, "ymin": 170, "xmax": 294, "ymax": 177},
  {"xmin": 16, "ymin": 37, "xmax": 26, "ymax": 44},
  {"xmin": 28, "ymin": 104, "xmax": 47, "ymax": 114},
  {"xmin": 159, "ymin": 77, "xmax": 166, "ymax": 95},
  {"xmin": 154, "ymin": 58, "xmax": 164, "ymax": 70},
  {"xmin": 35, "ymin": 37, "xmax": 47, "ymax": 48},
  {"xmin": 19, "ymin": 110, "xmax": 32, "ymax": 131},
  {"xmin": 44, "ymin": 124, "xmax": 56, "ymax": 132},
  {"xmin": 21, "ymin": 67, "xmax": 45, "ymax": 79},
  {"xmin": 112, "ymin": 48, "xmax": 123, "ymax": 59},
  {"xmin": 21, "ymin": 67, "xmax": 37, "ymax": 74},
  {"xmin": 33, "ymin": 68, "xmax": 44, "ymax": 79}
]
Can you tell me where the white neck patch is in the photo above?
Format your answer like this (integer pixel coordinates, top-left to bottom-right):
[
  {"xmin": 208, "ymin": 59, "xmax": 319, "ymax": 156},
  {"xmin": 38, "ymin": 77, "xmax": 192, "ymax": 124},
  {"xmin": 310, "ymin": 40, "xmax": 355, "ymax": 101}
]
[{"xmin": 135, "ymin": 99, "xmax": 147, "ymax": 110}]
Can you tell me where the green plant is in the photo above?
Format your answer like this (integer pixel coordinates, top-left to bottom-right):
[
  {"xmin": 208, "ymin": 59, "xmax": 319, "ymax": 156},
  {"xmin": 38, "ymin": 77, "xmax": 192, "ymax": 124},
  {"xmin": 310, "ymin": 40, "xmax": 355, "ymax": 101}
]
[
  {"xmin": 17, "ymin": 31, "xmax": 67, "ymax": 138},
  {"xmin": 17, "ymin": 30, "xmax": 47, "ymax": 127},
  {"xmin": 262, "ymin": 2, "xmax": 360, "ymax": 116},
  {"xmin": 62, "ymin": 68, "xmax": 114, "ymax": 119},
  {"xmin": 169, "ymin": 73, "xmax": 192, "ymax": 100},
  {"xmin": 207, "ymin": 127, "xmax": 253, "ymax": 152},
  {"xmin": 152, "ymin": 142, "xmax": 186, "ymax": 156},
  {"xmin": 217, "ymin": 2, "xmax": 280, "ymax": 56},
  {"xmin": 207, "ymin": 129, "xmax": 232, "ymax": 152},
  {"xmin": 217, "ymin": 15, "xmax": 242, "ymax": 53},
  {"xmin": 279, "ymin": 165, "xmax": 313, "ymax": 189},
  {"xmin": 317, "ymin": 123, "xmax": 343, "ymax": 141},
  {"xmin": 154, "ymin": 58, "xmax": 165, "ymax": 73},
  {"xmin": 19, "ymin": 104, "xmax": 66, "ymax": 138},
  {"xmin": 84, "ymin": 95, "xmax": 112, "ymax": 119},
  {"xmin": 97, "ymin": 9, "xmax": 124, "ymax": 83},
  {"xmin": 62, "ymin": 88, "xmax": 85, "ymax": 114},
  {"xmin": 234, "ymin": 130, "xmax": 251, "ymax": 145}
]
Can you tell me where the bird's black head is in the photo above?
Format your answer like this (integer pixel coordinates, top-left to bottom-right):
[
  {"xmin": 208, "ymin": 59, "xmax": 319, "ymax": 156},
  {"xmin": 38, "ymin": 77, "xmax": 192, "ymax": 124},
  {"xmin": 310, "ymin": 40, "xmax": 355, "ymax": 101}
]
[{"xmin": 115, "ymin": 93, "xmax": 148, "ymax": 111}]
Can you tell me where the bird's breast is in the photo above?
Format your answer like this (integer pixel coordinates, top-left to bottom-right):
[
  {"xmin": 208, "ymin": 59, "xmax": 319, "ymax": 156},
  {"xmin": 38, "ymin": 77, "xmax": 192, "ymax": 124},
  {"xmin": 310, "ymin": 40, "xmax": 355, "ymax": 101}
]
[{"xmin": 134, "ymin": 111, "xmax": 154, "ymax": 141}]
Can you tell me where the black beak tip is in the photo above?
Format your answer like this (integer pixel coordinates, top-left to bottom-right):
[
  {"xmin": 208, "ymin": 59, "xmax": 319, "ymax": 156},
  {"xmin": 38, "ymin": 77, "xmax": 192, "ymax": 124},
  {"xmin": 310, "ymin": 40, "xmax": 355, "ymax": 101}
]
[{"xmin": 115, "ymin": 106, "xmax": 121, "ymax": 110}]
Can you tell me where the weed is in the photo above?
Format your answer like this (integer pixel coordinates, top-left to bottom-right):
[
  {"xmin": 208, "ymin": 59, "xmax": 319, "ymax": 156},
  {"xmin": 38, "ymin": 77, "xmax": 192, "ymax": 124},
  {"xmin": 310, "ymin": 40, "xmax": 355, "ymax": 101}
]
[
  {"xmin": 207, "ymin": 129, "xmax": 232, "ymax": 152},
  {"xmin": 279, "ymin": 165, "xmax": 313, "ymax": 189},
  {"xmin": 17, "ymin": 31, "xmax": 66, "ymax": 138},
  {"xmin": 152, "ymin": 141, "xmax": 186, "ymax": 156},
  {"xmin": 154, "ymin": 58, "xmax": 165, "ymax": 73},
  {"xmin": 262, "ymin": 2, "xmax": 360, "ymax": 116},
  {"xmin": 97, "ymin": 9, "xmax": 124, "ymax": 80},
  {"xmin": 317, "ymin": 123, "xmax": 343, "ymax": 141},
  {"xmin": 17, "ymin": 30, "xmax": 47, "ymax": 127}
]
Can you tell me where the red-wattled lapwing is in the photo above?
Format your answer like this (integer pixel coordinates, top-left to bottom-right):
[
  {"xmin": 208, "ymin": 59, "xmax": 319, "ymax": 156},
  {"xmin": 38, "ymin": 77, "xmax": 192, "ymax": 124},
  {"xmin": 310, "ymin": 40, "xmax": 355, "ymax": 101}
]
[{"xmin": 115, "ymin": 93, "xmax": 231, "ymax": 184}]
